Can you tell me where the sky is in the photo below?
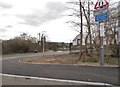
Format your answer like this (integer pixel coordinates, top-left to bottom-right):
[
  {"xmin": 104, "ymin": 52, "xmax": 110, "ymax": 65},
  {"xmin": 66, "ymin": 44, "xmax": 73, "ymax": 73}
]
[{"xmin": 0, "ymin": 0, "xmax": 119, "ymax": 42}]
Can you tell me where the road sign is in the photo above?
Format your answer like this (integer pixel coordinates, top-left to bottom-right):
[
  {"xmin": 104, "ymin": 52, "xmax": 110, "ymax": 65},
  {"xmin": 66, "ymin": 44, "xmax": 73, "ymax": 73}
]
[
  {"xmin": 94, "ymin": 6, "xmax": 108, "ymax": 16},
  {"xmin": 95, "ymin": 13, "xmax": 109, "ymax": 22},
  {"xmin": 94, "ymin": 1, "xmax": 109, "ymax": 22},
  {"xmin": 100, "ymin": 23, "xmax": 105, "ymax": 36},
  {"xmin": 94, "ymin": 0, "xmax": 109, "ymax": 9},
  {"xmin": 94, "ymin": 0, "xmax": 109, "ymax": 66}
]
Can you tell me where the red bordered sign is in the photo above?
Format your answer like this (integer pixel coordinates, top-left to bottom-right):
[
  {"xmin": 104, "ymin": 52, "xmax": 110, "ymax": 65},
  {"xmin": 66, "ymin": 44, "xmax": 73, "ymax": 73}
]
[{"xmin": 94, "ymin": 0, "xmax": 109, "ymax": 9}]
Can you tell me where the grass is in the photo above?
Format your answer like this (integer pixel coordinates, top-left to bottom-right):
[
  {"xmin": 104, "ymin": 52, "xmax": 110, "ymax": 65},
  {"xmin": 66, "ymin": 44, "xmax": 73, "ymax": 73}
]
[
  {"xmin": 77, "ymin": 57, "xmax": 118, "ymax": 65},
  {"xmin": 105, "ymin": 58, "xmax": 118, "ymax": 65},
  {"xmin": 78, "ymin": 57, "xmax": 98, "ymax": 63},
  {"xmin": 20, "ymin": 54, "xmax": 118, "ymax": 66}
]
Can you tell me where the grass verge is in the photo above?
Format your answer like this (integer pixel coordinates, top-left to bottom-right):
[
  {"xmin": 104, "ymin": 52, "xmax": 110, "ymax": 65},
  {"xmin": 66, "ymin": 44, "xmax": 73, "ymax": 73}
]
[{"xmin": 20, "ymin": 54, "xmax": 118, "ymax": 66}]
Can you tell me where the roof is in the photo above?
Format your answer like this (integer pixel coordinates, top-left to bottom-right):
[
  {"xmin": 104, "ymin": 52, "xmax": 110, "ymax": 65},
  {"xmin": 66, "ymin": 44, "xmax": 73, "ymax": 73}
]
[{"xmin": 73, "ymin": 34, "xmax": 80, "ymax": 41}]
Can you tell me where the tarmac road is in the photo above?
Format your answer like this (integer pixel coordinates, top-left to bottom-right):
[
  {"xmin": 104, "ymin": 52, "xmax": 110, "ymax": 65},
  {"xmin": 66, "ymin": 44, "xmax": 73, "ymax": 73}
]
[
  {"xmin": 1, "ymin": 51, "xmax": 119, "ymax": 86},
  {"xmin": 2, "ymin": 51, "xmax": 69, "ymax": 60}
]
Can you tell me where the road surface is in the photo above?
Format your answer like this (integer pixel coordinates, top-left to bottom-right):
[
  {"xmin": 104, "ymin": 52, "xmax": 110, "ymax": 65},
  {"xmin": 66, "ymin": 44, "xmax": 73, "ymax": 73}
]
[{"xmin": 1, "ymin": 51, "xmax": 119, "ymax": 86}]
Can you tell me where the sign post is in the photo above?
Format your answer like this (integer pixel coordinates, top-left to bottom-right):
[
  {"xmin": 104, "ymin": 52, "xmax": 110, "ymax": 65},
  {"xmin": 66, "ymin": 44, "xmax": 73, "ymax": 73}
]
[
  {"xmin": 94, "ymin": 0, "xmax": 109, "ymax": 66},
  {"xmin": 99, "ymin": 23, "xmax": 105, "ymax": 66}
]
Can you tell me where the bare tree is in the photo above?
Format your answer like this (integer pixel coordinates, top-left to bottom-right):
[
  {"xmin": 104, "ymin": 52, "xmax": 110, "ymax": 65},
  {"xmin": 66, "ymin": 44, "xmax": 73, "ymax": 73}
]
[
  {"xmin": 67, "ymin": 0, "xmax": 119, "ymax": 58},
  {"xmin": 67, "ymin": 0, "xmax": 95, "ymax": 57}
]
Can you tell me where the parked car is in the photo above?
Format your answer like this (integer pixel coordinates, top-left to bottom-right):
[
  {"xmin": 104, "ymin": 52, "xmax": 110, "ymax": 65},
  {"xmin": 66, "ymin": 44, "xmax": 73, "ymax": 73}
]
[{"xmin": 34, "ymin": 50, "xmax": 38, "ymax": 53}]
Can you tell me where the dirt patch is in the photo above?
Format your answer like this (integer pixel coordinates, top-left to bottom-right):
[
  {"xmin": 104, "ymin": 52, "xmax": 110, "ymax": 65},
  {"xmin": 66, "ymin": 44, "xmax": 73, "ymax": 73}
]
[
  {"xmin": 20, "ymin": 54, "xmax": 78, "ymax": 64},
  {"xmin": 20, "ymin": 54, "xmax": 118, "ymax": 67}
]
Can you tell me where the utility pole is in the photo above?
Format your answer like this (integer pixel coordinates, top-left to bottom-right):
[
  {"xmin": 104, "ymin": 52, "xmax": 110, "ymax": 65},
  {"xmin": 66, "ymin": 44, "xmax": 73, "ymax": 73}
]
[
  {"xmin": 43, "ymin": 36, "xmax": 46, "ymax": 53},
  {"xmin": 43, "ymin": 35, "xmax": 45, "ymax": 52},
  {"xmin": 41, "ymin": 34, "xmax": 45, "ymax": 53},
  {"xmin": 38, "ymin": 33, "xmax": 41, "ymax": 44},
  {"xmin": 39, "ymin": 33, "xmax": 40, "ymax": 42},
  {"xmin": 79, "ymin": 0, "xmax": 83, "ymax": 57}
]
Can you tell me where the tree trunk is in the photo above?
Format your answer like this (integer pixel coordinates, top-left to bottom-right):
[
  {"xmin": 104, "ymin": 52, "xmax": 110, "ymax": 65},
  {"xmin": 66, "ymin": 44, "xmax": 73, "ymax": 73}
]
[
  {"xmin": 88, "ymin": 1, "xmax": 92, "ymax": 54},
  {"xmin": 85, "ymin": 33, "xmax": 89, "ymax": 54},
  {"xmin": 79, "ymin": 0, "xmax": 83, "ymax": 57},
  {"xmin": 82, "ymin": 4, "xmax": 92, "ymax": 56}
]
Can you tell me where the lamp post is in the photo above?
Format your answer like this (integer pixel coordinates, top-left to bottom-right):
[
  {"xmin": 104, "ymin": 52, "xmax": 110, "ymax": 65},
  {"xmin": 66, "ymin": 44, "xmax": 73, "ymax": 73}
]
[
  {"xmin": 41, "ymin": 34, "xmax": 45, "ymax": 53},
  {"xmin": 41, "ymin": 31, "xmax": 46, "ymax": 53}
]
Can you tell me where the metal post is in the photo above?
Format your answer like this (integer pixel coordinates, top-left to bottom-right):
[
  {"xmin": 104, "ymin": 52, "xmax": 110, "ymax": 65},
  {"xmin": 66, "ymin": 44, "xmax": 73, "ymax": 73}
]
[
  {"xmin": 39, "ymin": 33, "xmax": 40, "ymax": 42},
  {"xmin": 100, "ymin": 36, "xmax": 104, "ymax": 66},
  {"xmin": 99, "ymin": 22, "xmax": 104, "ymax": 66},
  {"xmin": 43, "ymin": 35, "xmax": 45, "ymax": 53},
  {"xmin": 38, "ymin": 33, "xmax": 41, "ymax": 44}
]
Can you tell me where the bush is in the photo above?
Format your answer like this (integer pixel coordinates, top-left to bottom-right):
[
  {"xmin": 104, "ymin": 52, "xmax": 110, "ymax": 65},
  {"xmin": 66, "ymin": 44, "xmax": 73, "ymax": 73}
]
[{"xmin": 2, "ymin": 38, "xmax": 32, "ymax": 54}]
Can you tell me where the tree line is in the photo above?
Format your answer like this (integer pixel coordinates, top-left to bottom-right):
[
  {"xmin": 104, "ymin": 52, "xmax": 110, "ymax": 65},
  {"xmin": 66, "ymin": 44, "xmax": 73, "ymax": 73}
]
[{"xmin": 2, "ymin": 33, "xmax": 69, "ymax": 54}]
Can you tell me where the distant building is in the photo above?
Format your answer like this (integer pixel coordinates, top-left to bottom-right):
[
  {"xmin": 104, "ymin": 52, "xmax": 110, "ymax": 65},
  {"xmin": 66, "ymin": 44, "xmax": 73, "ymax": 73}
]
[{"xmin": 73, "ymin": 34, "xmax": 80, "ymax": 45}]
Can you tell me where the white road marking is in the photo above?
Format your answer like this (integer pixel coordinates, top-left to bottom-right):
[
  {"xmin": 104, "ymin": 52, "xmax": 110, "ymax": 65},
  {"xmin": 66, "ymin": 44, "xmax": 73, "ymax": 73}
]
[{"xmin": 1, "ymin": 73, "xmax": 111, "ymax": 86}]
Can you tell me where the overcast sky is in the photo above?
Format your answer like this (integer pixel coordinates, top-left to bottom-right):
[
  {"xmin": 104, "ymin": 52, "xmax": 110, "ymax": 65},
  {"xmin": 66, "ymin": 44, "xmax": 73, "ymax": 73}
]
[{"xmin": 0, "ymin": 0, "xmax": 119, "ymax": 42}]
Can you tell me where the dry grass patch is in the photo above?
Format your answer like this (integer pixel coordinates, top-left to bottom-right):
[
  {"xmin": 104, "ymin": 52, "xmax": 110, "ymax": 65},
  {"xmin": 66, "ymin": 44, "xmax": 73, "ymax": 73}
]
[
  {"xmin": 20, "ymin": 54, "xmax": 79, "ymax": 64},
  {"xmin": 20, "ymin": 54, "xmax": 118, "ymax": 66}
]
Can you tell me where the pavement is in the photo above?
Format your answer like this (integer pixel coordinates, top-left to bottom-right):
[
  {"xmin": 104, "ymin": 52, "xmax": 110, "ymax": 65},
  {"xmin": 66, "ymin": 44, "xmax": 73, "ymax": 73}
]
[{"xmin": 2, "ymin": 74, "xmax": 113, "ymax": 86}]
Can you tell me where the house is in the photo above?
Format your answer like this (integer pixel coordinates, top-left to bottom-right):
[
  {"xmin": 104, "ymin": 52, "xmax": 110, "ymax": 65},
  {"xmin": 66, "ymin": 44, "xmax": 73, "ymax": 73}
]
[{"xmin": 73, "ymin": 34, "xmax": 80, "ymax": 45}]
